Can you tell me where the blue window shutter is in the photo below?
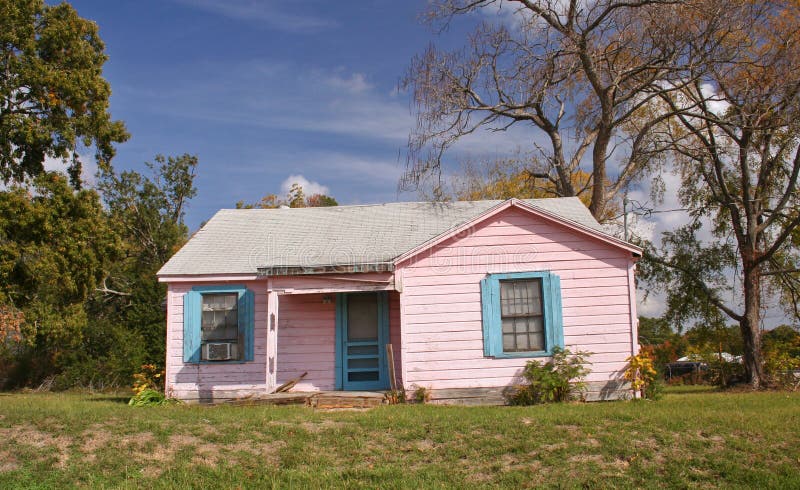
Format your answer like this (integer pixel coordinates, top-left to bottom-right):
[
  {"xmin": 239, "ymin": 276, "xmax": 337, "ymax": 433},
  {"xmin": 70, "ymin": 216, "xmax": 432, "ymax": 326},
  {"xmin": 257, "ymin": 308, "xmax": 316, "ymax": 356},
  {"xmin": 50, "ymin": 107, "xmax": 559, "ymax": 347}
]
[
  {"xmin": 239, "ymin": 289, "xmax": 255, "ymax": 362},
  {"xmin": 545, "ymin": 272, "xmax": 564, "ymax": 351},
  {"xmin": 481, "ymin": 277, "xmax": 502, "ymax": 356},
  {"xmin": 183, "ymin": 291, "xmax": 201, "ymax": 363}
]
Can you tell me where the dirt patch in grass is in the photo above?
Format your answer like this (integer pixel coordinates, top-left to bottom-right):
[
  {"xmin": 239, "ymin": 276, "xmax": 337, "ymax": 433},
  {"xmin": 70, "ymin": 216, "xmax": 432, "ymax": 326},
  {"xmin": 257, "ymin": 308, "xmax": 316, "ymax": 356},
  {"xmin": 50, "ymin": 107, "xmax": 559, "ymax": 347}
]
[
  {"xmin": 300, "ymin": 419, "xmax": 348, "ymax": 433},
  {"xmin": 580, "ymin": 437, "xmax": 601, "ymax": 448},
  {"xmin": 0, "ymin": 449, "xmax": 19, "ymax": 472},
  {"xmin": 499, "ymin": 453, "xmax": 542, "ymax": 473},
  {"xmin": 119, "ymin": 431, "xmax": 156, "ymax": 451},
  {"xmin": 568, "ymin": 454, "xmax": 604, "ymax": 464},
  {"xmin": 539, "ymin": 442, "xmax": 569, "ymax": 452},
  {"xmin": 414, "ymin": 439, "xmax": 436, "ymax": 452},
  {"xmin": 696, "ymin": 431, "xmax": 725, "ymax": 445},
  {"xmin": 0, "ymin": 424, "xmax": 72, "ymax": 467},
  {"xmin": 80, "ymin": 425, "xmax": 114, "ymax": 463}
]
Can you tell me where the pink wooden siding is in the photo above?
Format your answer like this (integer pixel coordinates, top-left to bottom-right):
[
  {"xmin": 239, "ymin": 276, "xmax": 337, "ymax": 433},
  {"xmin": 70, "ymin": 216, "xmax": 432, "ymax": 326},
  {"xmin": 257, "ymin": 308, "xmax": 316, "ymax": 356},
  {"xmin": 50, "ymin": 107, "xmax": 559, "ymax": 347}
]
[
  {"xmin": 165, "ymin": 280, "xmax": 269, "ymax": 401},
  {"xmin": 166, "ymin": 280, "xmax": 403, "ymax": 399},
  {"xmin": 275, "ymin": 293, "xmax": 335, "ymax": 391},
  {"xmin": 396, "ymin": 207, "xmax": 636, "ymax": 391}
]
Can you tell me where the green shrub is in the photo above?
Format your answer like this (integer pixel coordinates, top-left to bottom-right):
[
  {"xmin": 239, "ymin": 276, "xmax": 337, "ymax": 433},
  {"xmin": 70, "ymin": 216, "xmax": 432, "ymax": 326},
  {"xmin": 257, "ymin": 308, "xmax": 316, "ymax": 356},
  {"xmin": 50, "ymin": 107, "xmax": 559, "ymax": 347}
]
[
  {"xmin": 644, "ymin": 376, "xmax": 665, "ymax": 400},
  {"xmin": 764, "ymin": 350, "xmax": 800, "ymax": 390},
  {"xmin": 411, "ymin": 384, "xmax": 432, "ymax": 403},
  {"xmin": 386, "ymin": 389, "xmax": 406, "ymax": 404},
  {"xmin": 128, "ymin": 388, "xmax": 178, "ymax": 407},
  {"xmin": 508, "ymin": 347, "xmax": 592, "ymax": 405},
  {"xmin": 52, "ymin": 320, "xmax": 149, "ymax": 391}
]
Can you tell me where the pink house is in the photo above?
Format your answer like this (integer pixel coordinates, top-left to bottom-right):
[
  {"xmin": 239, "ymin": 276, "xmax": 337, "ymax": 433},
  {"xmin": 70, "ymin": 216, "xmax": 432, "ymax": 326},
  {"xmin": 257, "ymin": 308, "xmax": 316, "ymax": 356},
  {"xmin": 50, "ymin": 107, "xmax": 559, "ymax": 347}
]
[{"xmin": 157, "ymin": 198, "xmax": 641, "ymax": 404}]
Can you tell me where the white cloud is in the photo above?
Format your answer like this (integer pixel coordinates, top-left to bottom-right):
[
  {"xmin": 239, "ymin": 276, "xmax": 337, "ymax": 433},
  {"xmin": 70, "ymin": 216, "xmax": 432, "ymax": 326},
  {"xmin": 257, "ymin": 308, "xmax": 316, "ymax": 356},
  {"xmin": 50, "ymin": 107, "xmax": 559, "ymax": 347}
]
[
  {"xmin": 699, "ymin": 83, "xmax": 730, "ymax": 116},
  {"xmin": 172, "ymin": 0, "xmax": 337, "ymax": 33},
  {"xmin": 280, "ymin": 174, "xmax": 329, "ymax": 196},
  {"xmin": 323, "ymin": 72, "xmax": 373, "ymax": 94}
]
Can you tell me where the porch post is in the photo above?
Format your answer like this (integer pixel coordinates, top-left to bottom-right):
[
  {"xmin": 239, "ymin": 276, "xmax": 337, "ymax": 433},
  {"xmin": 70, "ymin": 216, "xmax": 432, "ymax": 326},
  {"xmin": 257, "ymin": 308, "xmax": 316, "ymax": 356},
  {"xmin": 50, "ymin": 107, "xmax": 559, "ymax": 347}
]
[{"xmin": 267, "ymin": 281, "xmax": 279, "ymax": 393}]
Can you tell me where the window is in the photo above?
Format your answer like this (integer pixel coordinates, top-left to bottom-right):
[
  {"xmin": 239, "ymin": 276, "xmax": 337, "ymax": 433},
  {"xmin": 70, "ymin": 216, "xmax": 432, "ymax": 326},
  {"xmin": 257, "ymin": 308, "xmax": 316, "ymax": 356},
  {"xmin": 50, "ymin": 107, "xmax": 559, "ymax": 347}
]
[
  {"xmin": 201, "ymin": 293, "xmax": 240, "ymax": 360},
  {"xmin": 183, "ymin": 286, "xmax": 254, "ymax": 363},
  {"xmin": 481, "ymin": 272, "xmax": 563, "ymax": 358},
  {"xmin": 500, "ymin": 279, "xmax": 545, "ymax": 352}
]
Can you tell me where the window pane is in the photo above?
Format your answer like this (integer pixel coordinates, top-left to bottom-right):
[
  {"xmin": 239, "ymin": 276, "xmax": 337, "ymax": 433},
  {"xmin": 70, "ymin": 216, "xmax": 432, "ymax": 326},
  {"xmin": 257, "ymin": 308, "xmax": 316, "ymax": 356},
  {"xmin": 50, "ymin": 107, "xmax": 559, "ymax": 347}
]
[
  {"xmin": 349, "ymin": 358, "xmax": 379, "ymax": 369},
  {"xmin": 530, "ymin": 316, "xmax": 544, "ymax": 333},
  {"xmin": 499, "ymin": 281, "xmax": 514, "ymax": 316},
  {"xmin": 348, "ymin": 345, "xmax": 378, "ymax": 356},
  {"xmin": 348, "ymin": 371, "xmax": 379, "ymax": 382},
  {"xmin": 503, "ymin": 333, "xmax": 515, "ymax": 350},
  {"xmin": 347, "ymin": 294, "xmax": 378, "ymax": 341},
  {"xmin": 201, "ymin": 293, "xmax": 238, "ymax": 342},
  {"xmin": 515, "ymin": 333, "xmax": 527, "ymax": 350},
  {"xmin": 529, "ymin": 331, "xmax": 545, "ymax": 351},
  {"xmin": 499, "ymin": 279, "xmax": 543, "ymax": 317},
  {"xmin": 501, "ymin": 318, "xmax": 515, "ymax": 334}
]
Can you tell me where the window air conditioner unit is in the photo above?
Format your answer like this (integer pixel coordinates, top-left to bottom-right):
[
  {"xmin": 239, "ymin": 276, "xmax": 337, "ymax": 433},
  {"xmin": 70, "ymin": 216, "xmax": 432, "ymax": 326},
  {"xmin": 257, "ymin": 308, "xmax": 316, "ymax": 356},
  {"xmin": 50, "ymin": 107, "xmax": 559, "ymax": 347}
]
[{"xmin": 203, "ymin": 342, "xmax": 237, "ymax": 361}]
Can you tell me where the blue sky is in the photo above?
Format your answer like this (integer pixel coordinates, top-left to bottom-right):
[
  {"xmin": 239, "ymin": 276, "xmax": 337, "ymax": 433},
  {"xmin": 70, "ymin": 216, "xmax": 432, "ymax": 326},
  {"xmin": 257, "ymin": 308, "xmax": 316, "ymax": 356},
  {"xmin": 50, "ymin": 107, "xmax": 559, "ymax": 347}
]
[
  {"xmin": 66, "ymin": 0, "xmax": 523, "ymax": 230},
  {"xmin": 58, "ymin": 1, "xmax": 793, "ymax": 326}
]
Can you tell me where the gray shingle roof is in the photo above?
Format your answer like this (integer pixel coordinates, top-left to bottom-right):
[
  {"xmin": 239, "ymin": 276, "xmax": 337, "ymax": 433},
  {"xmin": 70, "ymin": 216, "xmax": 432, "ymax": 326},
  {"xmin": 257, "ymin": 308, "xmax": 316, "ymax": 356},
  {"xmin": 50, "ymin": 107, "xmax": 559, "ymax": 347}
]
[{"xmin": 157, "ymin": 197, "xmax": 608, "ymax": 276}]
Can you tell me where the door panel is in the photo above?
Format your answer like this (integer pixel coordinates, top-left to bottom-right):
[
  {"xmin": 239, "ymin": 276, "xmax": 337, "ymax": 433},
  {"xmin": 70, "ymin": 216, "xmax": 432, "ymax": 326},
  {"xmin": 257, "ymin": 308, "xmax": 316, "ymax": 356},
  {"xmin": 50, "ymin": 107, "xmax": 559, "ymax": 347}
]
[{"xmin": 337, "ymin": 292, "xmax": 389, "ymax": 390}]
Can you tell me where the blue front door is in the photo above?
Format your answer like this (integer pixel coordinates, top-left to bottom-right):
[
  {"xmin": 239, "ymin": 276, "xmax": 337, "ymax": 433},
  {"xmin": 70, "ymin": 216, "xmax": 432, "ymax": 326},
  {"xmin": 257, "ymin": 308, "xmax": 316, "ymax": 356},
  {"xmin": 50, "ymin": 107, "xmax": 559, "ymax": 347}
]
[{"xmin": 336, "ymin": 292, "xmax": 390, "ymax": 391}]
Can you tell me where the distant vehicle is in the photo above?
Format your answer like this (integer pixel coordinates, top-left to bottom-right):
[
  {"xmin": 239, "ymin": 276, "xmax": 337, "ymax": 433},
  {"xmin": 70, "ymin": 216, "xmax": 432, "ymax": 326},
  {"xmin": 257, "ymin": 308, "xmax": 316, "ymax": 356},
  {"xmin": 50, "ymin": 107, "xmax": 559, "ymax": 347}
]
[{"xmin": 665, "ymin": 361, "xmax": 706, "ymax": 380}]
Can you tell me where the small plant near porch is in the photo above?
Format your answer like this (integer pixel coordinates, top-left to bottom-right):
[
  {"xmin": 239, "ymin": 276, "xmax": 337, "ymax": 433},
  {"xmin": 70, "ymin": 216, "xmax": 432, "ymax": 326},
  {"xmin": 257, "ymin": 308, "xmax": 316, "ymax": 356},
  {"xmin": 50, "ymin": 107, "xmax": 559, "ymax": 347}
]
[
  {"xmin": 624, "ymin": 350, "xmax": 662, "ymax": 400},
  {"xmin": 508, "ymin": 347, "xmax": 592, "ymax": 405},
  {"xmin": 410, "ymin": 384, "xmax": 432, "ymax": 404}
]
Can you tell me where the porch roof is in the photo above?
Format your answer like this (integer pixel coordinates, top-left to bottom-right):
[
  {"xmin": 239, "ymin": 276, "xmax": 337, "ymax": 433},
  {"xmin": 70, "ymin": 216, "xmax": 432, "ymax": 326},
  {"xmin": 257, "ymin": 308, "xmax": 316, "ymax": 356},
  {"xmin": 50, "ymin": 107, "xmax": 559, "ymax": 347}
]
[{"xmin": 158, "ymin": 198, "xmax": 609, "ymax": 276}]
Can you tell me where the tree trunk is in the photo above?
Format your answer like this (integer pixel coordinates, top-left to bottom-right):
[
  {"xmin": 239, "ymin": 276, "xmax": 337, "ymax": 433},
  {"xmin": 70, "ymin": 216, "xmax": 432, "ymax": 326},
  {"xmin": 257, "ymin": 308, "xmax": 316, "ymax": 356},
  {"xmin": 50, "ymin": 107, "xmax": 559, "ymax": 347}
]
[
  {"xmin": 589, "ymin": 126, "xmax": 612, "ymax": 220},
  {"xmin": 547, "ymin": 132, "xmax": 577, "ymax": 198},
  {"xmin": 739, "ymin": 261, "xmax": 764, "ymax": 388}
]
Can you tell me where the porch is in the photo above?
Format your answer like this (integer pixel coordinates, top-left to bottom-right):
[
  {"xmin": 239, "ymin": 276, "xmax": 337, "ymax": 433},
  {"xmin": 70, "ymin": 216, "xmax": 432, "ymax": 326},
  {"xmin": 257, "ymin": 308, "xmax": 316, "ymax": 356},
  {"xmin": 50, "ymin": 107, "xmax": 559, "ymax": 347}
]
[{"xmin": 265, "ymin": 273, "xmax": 402, "ymax": 395}]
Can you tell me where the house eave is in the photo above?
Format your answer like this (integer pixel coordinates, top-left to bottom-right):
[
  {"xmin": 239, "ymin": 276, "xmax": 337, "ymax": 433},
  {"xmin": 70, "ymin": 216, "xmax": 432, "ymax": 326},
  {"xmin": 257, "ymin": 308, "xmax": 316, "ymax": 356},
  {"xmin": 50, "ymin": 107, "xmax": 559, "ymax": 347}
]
[{"xmin": 257, "ymin": 262, "xmax": 395, "ymax": 276}]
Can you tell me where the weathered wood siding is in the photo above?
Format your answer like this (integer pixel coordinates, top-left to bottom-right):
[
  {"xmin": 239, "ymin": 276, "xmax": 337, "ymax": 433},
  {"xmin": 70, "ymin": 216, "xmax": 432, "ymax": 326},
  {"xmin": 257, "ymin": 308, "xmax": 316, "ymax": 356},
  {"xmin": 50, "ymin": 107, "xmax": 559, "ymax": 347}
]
[
  {"xmin": 396, "ymin": 207, "xmax": 636, "ymax": 398},
  {"xmin": 165, "ymin": 279, "xmax": 403, "ymax": 400},
  {"xmin": 165, "ymin": 280, "xmax": 269, "ymax": 402},
  {"xmin": 275, "ymin": 293, "xmax": 336, "ymax": 391}
]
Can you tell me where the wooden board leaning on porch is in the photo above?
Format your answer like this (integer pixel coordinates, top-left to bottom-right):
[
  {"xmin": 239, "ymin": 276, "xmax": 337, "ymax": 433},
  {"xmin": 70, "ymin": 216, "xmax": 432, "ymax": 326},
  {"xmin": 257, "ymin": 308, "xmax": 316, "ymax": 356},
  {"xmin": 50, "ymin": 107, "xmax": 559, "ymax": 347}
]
[{"xmin": 386, "ymin": 344, "xmax": 397, "ymax": 391}]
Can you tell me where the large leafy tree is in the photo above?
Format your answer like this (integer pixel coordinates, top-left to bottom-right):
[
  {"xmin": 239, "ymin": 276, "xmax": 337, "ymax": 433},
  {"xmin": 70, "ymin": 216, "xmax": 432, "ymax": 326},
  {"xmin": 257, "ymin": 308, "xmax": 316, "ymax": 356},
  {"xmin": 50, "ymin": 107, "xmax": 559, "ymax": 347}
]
[
  {"xmin": 0, "ymin": 0, "xmax": 128, "ymax": 187},
  {"xmin": 0, "ymin": 172, "xmax": 121, "ymax": 385},
  {"xmin": 95, "ymin": 154, "xmax": 198, "ymax": 366},
  {"xmin": 402, "ymin": 0, "xmax": 710, "ymax": 219},
  {"xmin": 640, "ymin": 0, "xmax": 800, "ymax": 387}
]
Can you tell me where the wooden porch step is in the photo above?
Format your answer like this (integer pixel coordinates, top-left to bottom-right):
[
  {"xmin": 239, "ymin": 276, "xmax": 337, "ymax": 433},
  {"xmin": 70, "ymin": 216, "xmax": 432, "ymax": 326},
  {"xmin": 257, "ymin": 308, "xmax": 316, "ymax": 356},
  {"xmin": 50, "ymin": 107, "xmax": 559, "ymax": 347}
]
[
  {"xmin": 227, "ymin": 392, "xmax": 312, "ymax": 406},
  {"xmin": 310, "ymin": 391, "xmax": 387, "ymax": 409},
  {"xmin": 225, "ymin": 391, "xmax": 387, "ymax": 409}
]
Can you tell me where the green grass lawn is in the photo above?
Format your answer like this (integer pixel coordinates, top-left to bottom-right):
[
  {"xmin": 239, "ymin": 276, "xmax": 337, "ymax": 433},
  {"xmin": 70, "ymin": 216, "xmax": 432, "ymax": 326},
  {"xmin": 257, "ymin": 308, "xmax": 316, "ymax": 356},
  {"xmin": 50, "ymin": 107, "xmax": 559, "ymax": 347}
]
[{"xmin": 0, "ymin": 388, "xmax": 798, "ymax": 489}]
